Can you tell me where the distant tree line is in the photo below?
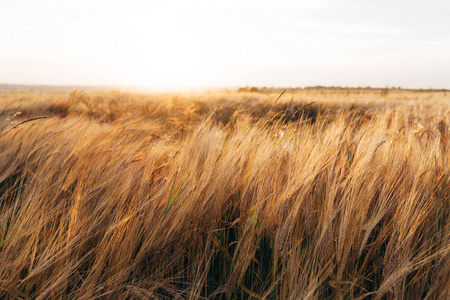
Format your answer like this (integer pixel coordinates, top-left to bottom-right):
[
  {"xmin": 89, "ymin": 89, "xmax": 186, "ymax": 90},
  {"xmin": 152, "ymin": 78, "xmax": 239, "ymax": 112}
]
[{"xmin": 236, "ymin": 86, "xmax": 449, "ymax": 93}]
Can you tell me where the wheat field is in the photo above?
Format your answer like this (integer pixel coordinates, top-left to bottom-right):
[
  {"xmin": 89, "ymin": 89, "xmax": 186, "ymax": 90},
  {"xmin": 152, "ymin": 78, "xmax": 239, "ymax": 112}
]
[{"xmin": 0, "ymin": 89, "xmax": 449, "ymax": 299}]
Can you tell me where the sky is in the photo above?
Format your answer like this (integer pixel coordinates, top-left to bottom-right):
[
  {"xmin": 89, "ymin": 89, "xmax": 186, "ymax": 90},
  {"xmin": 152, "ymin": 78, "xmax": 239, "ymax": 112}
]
[{"xmin": 1, "ymin": 0, "xmax": 449, "ymax": 89}]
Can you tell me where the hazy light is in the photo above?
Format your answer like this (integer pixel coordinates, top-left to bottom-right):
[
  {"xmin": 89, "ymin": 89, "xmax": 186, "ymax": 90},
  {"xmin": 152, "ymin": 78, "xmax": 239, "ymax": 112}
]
[{"xmin": 1, "ymin": 0, "xmax": 449, "ymax": 89}]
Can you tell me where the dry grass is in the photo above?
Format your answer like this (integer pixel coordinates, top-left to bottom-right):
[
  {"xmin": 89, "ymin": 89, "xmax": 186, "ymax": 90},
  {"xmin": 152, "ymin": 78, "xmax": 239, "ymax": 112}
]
[{"xmin": 0, "ymin": 89, "xmax": 449, "ymax": 299}]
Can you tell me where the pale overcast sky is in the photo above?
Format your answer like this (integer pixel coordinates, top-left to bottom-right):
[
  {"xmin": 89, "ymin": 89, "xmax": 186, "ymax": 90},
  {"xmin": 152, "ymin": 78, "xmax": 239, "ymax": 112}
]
[{"xmin": 1, "ymin": 0, "xmax": 449, "ymax": 89}]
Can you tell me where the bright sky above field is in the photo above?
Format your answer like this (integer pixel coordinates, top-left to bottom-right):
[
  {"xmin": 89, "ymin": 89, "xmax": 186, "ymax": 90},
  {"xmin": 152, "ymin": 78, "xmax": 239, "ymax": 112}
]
[{"xmin": 1, "ymin": 0, "xmax": 450, "ymax": 89}]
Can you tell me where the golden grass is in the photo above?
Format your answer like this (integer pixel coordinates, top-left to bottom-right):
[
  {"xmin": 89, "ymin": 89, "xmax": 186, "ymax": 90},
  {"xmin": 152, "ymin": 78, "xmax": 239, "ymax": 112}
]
[{"xmin": 0, "ymin": 89, "xmax": 449, "ymax": 299}]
